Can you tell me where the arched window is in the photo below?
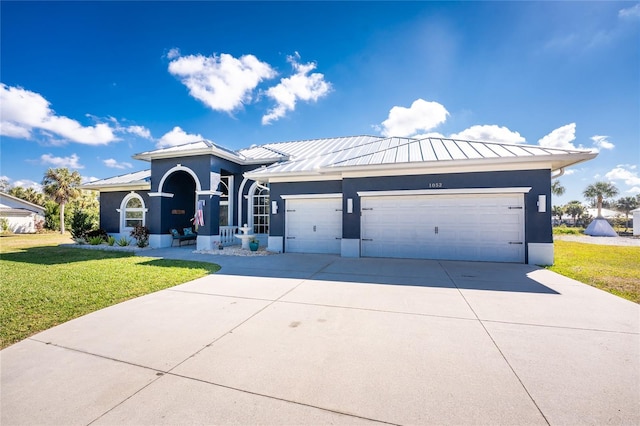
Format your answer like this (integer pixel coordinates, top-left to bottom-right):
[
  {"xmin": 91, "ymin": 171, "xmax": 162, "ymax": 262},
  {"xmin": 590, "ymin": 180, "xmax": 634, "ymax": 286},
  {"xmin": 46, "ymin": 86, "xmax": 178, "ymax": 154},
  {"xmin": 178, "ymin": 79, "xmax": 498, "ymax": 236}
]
[
  {"xmin": 252, "ymin": 185, "xmax": 270, "ymax": 234},
  {"xmin": 119, "ymin": 193, "xmax": 147, "ymax": 233}
]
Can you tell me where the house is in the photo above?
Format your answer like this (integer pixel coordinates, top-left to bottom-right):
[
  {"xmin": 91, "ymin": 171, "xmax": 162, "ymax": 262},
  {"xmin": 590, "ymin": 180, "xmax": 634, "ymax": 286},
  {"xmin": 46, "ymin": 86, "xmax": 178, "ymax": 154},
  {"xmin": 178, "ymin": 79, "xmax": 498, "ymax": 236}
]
[
  {"xmin": 81, "ymin": 135, "xmax": 597, "ymax": 265},
  {"xmin": 633, "ymin": 208, "xmax": 640, "ymax": 236},
  {"xmin": 0, "ymin": 192, "xmax": 45, "ymax": 233}
]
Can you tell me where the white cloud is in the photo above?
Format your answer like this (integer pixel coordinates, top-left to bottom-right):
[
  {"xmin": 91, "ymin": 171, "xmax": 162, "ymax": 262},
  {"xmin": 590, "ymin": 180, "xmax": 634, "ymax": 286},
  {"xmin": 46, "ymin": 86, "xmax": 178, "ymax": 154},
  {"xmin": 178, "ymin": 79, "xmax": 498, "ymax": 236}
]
[
  {"xmin": 168, "ymin": 52, "xmax": 276, "ymax": 112},
  {"xmin": 563, "ymin": 169, "xmax": 576, "ymax": 175},
  {"xmin": 0, "ymin": 121, "xmax": 31, "ymax": 139},
  {"xmin": 40, "ymin": 153, "xmax": 84, "ymax": 169},
  {"xmin": 538, "ymin": 123, "xmax": 578, "ymax": 149},
  {"xmin": 262, "ymin": 53, "xmax": 332, "ymax": 125},
  {"xmin": 605, "ymin": 164, "xmax": 640, "ymax": 186},
  {"xmin": 590, "ymin": 135, "xmax": 615, "ymax": 150},
  {"xmin": 103, "ymin": 158, "xmax": 133, "ymax": 169},
  {"xmin": 378, "ymin": 99, "xmax": 449, "ymax": 137},
  {"xmin": 450, "ymin": 124, "xmax": 525, "ymax": 144},
  {"xmin": 167, "ymin": 47, "xmax": 181, "ymax": 60},
  {"xmin": 81, "ymin": 176, "xmax": 100, "ymax": 184},
  {"xmin": 411, "ymin": 132, "xmax": 446, "ymax": 140},
  {"xmin": 627, "ymin": 187, "xmax": 640, "ymax": 194},
  {"xmin": 12, "ymin": 179, "xmax": 42, "ymax": 191},
  {"xmin": 157, "ymin": 126, "xmax": 203, "ymax": 148},
  {"xmin": 0, "ymin": 84, "xmax": 117, "ymax": 145},
  {"xmin": 124, "ymin": 125, "xmax": 152, "ymax": 139},
  {"xmin": 619, "ymin": 3, "xmax": 640, "ymax": 18}
]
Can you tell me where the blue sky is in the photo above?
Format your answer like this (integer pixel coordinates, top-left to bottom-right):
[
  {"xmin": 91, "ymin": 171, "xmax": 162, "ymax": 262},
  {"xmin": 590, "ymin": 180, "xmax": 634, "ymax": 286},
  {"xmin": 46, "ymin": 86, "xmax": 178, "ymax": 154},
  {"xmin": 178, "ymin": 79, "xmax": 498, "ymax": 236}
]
[{"xmin": 1, "ymin": 1, "xmax": 638, "ymax": 205}]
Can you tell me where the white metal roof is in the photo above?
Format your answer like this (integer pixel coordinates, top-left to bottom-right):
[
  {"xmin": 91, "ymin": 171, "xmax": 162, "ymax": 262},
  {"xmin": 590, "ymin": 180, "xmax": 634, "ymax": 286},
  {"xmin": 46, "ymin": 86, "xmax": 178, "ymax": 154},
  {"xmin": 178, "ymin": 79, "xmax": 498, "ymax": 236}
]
[
  {"xmin": 245, "ymin": 136, "xmax": 598, "ymax": 179},
  {"xmin": 0, "ymin": 192, "xmax": 45, "ymax": 214},
  {"xmin": 132, "ymin": 140, "xmax": 247, "ymax": 163},
  {"xmin": 80, "ymin": 169, "xmax": 151, "ymax": 191},
  {"xmin": 88, "ymin": 134, "xmax": 598, "ymax": 189}
]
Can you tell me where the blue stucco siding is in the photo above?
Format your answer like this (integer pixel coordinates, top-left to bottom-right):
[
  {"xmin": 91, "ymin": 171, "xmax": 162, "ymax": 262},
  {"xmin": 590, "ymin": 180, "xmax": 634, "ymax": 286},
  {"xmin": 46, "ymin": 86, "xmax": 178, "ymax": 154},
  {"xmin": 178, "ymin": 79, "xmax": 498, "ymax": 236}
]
[{"xmin": 99, "ymin": 191, "xmax": 151, "ymax": 233}]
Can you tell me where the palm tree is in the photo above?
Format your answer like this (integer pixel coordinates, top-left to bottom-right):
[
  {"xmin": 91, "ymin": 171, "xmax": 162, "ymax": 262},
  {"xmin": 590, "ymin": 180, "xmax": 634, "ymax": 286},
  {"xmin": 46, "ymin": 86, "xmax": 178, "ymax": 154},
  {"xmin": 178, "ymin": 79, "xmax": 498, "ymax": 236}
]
[
  {"xmin": 552, "ymin": 205, "xmax": 565, "ymax": 224},
  {"xmin": 564, "ymin": 201, "xmax": 585, "ymax": 227},
  {"xmin": 616, "ymin": 196, "xmax": 639, "ymax": 233},
  {"xmin": 583, "ymin": 181, "xmax": 619, "ymax": 218},
  {"xmin": 42, "ymin": 168, "xmax": 82, "ymax": 234},
  {"xmin": 551, "ymin": 180, "xmax": 565, "ymax": 197}
]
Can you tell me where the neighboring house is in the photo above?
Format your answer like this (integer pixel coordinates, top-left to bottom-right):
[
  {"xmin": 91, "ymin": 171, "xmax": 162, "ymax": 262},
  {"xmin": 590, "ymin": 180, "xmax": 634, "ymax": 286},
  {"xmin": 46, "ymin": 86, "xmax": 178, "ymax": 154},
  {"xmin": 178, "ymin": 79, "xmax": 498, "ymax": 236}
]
[
  {"xmin": 633, "ymin": 208, "xmax": 640, "ymax": 236},
  {"xmin": 81, "ymin": 135, "xmax": 597, "ymax": 265},
  {"xmin": 0, "ymin": 192, "xmax": 45, "ymax": 234}
]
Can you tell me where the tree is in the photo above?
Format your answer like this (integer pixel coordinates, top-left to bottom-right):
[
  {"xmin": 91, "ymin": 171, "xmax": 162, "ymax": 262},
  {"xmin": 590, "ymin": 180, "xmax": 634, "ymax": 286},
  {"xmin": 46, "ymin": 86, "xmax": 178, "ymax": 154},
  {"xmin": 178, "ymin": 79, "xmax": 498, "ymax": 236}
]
[
  {"xmin": 616, "ymin": 196, "xmax": 639, "ymax": 233},
  {"xmin": 583, "ymin": 181, "xmax": 619, "ymax": 218},
  {"xmin": 0, "ymin": 177, "xmax": 10, "ymax": 192},
  {"xmin": 564, "ymin": 201, "xmax": 585, "ymax": 227},
  {"xmin": 42, "ymin": 168, "xmax": 82, "ymax": 234},
  {"xmin": 8, "ymin": 186, "xmax": 46, "ymax": 206},
  {"xmin": 552, "ymin": 205, "xmax": 565, "ymax": 224},
  {"xmin": 551, "ymin": 180, "xmax": 565, "ymax": 197}
]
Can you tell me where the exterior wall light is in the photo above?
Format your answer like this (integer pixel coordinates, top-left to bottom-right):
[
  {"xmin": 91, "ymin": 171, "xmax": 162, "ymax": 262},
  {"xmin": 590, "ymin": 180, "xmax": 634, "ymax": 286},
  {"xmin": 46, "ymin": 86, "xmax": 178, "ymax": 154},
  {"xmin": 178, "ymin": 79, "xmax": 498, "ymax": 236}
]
[{"xmin": 538, "ymin": 195, "xmax": 546, "ymax": 213}]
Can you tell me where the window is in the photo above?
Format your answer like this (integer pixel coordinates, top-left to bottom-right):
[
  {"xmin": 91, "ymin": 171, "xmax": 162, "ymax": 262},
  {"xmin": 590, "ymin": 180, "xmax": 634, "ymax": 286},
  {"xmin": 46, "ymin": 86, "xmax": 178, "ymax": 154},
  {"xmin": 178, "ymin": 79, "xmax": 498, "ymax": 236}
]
[
  {"xmin": 252, "ymin": 186, "xmax": 269, "ymax": 234},
  {"xmin": 119, "ymin": 193, "xmax": 147, "ymax": 233},
  {"xmin": 219, "ymin": 176, "xmax": 229, "ymax": 226}
]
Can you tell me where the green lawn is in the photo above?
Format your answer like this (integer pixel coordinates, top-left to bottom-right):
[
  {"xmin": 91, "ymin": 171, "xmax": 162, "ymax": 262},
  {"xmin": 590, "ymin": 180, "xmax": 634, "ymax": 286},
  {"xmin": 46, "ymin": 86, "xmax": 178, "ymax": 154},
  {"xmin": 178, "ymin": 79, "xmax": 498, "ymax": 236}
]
[
  {"xmin": 549, "ymin": 240, "xmax": 640, "ymax": 303},
  {"xmin": 0, "ymin": 233, "xmax": 220, "ymax": 349}
]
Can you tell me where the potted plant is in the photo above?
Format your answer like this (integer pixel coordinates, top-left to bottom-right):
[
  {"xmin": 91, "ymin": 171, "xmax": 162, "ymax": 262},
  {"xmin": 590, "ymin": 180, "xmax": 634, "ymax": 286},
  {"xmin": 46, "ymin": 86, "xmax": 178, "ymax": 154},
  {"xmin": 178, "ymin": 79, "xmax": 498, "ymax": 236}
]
[{"xmin": 249, "ymin": 237, "xmax": 259, "ymax": 252}]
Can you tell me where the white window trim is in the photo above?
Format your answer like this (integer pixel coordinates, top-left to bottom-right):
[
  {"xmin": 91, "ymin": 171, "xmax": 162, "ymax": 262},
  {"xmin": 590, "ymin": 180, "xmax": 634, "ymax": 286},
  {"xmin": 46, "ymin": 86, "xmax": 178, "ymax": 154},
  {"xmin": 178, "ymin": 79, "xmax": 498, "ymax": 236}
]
[
  {"xmin": 118, "ymin": 192, "xmax": 148, "ymax": 233},
  {"xmin": 248, "ymin": 181, "xmax": 270, "ymax": 234}
]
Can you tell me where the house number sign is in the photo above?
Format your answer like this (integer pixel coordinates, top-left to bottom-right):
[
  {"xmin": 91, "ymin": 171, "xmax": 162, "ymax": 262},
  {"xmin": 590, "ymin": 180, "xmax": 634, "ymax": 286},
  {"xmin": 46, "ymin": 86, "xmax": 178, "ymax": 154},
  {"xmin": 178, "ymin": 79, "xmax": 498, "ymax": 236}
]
[{"xmin": 428, "ymin": 182, "xmax": 443, "ymax": 188}]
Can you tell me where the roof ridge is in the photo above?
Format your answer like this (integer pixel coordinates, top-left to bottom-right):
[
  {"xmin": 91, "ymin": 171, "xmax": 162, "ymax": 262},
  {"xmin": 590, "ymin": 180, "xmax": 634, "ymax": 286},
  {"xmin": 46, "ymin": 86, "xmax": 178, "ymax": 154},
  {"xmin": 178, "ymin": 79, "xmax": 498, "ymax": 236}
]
[
  {"xmin": 262, "ymin": 135, "xmax": 389, "ymax": 166},
  {"xmin": 259, "ymin": 134, "xmax": 383, "ymax": 148}
]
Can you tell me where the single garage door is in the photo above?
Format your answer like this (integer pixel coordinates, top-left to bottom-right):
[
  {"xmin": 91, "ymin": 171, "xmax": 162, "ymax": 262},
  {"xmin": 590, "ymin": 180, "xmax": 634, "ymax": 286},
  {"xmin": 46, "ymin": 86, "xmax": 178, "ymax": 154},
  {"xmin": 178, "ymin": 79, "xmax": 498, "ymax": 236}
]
[
  {"xmin": 361, "ymin": 193, "xmax": 525, "ymax": 262},
  {"xmin": 285, "ymin": 197, "xmax": 342, "ymax": 254}
]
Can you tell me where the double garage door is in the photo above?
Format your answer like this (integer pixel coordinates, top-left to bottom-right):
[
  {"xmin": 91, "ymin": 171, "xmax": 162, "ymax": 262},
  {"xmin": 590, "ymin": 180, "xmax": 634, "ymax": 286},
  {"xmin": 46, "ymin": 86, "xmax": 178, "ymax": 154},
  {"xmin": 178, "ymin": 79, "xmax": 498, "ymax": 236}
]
[
  {"xmin": 285, "ymin": 193, "xmax": 525, "ymax": 262},
  {"xmin": 361, "ymin": 193, "xmax": 525, "ymax": 263}
]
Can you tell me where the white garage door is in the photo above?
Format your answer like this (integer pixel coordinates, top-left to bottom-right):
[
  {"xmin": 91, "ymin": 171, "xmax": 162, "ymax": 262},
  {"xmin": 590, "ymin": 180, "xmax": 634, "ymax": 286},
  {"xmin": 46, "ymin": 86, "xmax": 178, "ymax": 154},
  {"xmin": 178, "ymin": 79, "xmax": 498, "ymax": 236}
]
[
  {"xmin": 285, "ymin": 197, "xmax": 342, "ymax": 254},
  {"xmin": 361, "ymin": 193, "xmax": 525, "ymax": 263}
]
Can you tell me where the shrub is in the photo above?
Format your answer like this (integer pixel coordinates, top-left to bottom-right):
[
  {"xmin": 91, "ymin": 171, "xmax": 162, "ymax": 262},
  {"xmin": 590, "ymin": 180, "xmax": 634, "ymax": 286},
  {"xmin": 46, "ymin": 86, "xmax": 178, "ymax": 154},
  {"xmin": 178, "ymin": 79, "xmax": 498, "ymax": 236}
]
[
  {"xmin": 44, "ymin": 201, "xmax": 60, "ymax": 231},
  {"xmin": 34, "ymin": 219, "xmax": 45, "ymax": 233},
  {"xmin": 70, "ymin": 209, "xmax": 93, "ymax": 239},
  {"xmin": 553, "ymin": 225, "xmax": 584, "ymax": 235},
  {"xmin": 116, "ymin": 237, "xmax": 130, "ymax": 246},
  {"xmin": 107, "ymin": 235, "xmax": 116, "ymax": 246},
  {"xmin": 130, "ymin": 225, "xmax": 150, "ymax": 248},
  {"xmin": 88, "ymin": 236, "xmax": 104, "ymax": 245},
  {"xmin": 85, "ymin": 229, "xmax": 109, "ymax": 241},
  {"xmin": 0, "ymin": 217, "xmax": 9, "ymax": 234}
]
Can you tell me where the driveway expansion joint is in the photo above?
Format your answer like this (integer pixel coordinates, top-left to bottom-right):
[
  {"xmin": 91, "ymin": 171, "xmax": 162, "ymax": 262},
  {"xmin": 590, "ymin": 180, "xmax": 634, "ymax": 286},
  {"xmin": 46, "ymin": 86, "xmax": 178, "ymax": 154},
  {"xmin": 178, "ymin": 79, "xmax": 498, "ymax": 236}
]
[
  {"xmin": 166, "ymin": 371, "xmax": 401, "ymax": 426},
  {"xmin": 275, "ymin": 298, "xmax": 478, "ymax": 322},
  {"xmin": 439, "ymin": 262, "xmax": 552, "ymax": 426}
]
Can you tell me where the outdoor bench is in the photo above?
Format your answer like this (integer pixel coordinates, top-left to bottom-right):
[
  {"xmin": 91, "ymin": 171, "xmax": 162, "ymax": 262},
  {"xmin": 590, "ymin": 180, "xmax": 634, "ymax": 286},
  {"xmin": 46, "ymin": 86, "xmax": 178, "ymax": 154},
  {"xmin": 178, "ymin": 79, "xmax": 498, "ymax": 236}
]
[{"xmin": 170, "ymin": 228, "xmax": 197, "ymax": 246}]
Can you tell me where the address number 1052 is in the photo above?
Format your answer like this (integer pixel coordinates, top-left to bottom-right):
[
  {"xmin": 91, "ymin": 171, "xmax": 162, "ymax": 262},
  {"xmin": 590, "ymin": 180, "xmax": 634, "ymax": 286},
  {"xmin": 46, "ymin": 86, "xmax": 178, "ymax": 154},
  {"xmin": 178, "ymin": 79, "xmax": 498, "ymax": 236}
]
[{"xmin": 428, "ymin": 182, "xmax": 443, "ymax": 188}]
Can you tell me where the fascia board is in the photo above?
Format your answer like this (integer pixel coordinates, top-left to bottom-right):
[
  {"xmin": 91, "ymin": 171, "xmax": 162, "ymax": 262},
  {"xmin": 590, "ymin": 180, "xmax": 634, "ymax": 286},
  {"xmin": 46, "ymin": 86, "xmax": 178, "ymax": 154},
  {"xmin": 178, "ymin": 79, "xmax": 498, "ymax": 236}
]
[
  {"xmin": 79, "ymin": 183, "xmax": 151, "ymax": 192},
  {"xmin": 132, "ymin": 147, "xmax": 283, "ymax": 166}
]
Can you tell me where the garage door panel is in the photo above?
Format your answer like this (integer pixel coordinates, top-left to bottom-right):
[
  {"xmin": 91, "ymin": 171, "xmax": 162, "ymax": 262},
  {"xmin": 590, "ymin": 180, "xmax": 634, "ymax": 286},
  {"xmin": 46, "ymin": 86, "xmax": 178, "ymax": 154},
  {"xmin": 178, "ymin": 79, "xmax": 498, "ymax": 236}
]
[
  {"xmin": 361, "ymin": 194, "xmax": 524, "ymax": 263},
  {"xmin": 285, "ymin": 198, "xmax": 342, "ymax": 254}
]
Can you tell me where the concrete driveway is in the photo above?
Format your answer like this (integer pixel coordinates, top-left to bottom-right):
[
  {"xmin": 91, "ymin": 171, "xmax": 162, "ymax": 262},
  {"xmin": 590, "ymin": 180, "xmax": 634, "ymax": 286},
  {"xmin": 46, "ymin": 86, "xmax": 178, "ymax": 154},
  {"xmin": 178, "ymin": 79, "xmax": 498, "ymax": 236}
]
[{"xmin": 2, "ymin": 252, "xmax": 639, "ymax": 425}]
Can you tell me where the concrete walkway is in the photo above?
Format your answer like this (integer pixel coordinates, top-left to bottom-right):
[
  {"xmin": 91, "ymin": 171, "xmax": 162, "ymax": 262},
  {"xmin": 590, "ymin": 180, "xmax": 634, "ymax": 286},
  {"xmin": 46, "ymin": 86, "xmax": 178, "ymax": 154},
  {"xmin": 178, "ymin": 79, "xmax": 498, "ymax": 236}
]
[{"xmin": 2, "ymin": 250, "xmax": 639, "ymax": 425}]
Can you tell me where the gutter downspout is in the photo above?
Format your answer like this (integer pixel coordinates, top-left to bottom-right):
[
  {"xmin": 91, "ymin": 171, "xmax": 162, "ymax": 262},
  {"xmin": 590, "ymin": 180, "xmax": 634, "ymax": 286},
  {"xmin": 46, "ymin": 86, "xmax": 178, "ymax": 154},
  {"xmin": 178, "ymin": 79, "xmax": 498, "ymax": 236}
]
[{"xmin": 551, "ymin": 168, "xmax": 565, "ymax": 179}]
